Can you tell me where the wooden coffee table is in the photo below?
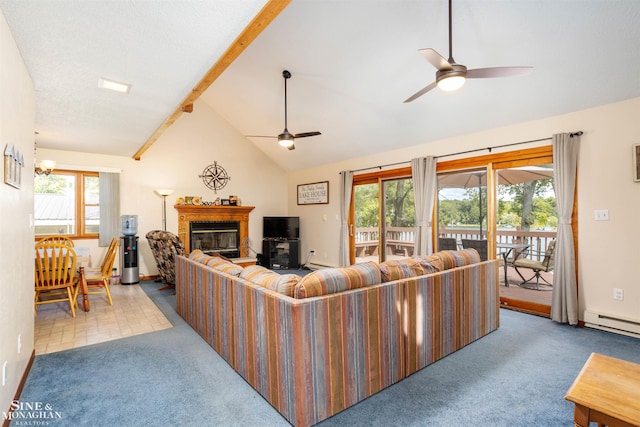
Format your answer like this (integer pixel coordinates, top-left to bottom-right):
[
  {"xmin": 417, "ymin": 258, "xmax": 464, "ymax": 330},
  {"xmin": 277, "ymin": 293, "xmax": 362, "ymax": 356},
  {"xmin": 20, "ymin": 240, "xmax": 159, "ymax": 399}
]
[{"xmin": 565, "ymin": 352, "xmax": 640, "ymax": 427}]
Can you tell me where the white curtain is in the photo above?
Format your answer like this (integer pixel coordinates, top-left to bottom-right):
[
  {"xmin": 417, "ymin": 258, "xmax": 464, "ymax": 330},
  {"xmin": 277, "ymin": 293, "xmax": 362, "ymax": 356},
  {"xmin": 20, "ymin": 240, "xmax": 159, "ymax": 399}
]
[
  {"xmin": 98, "ymin": 172, "xmax": 120, "ymax": 247},
  {"xmin": 411, "ymin": 157, "xmax": 437, "ymax": 255},
  {"xmin": 551, "ymin": 133, "xmax": 580, "ymax": 325},
  {"xmin": 338, "ymin": 170, "xmax": 354, "ymax": 267}
]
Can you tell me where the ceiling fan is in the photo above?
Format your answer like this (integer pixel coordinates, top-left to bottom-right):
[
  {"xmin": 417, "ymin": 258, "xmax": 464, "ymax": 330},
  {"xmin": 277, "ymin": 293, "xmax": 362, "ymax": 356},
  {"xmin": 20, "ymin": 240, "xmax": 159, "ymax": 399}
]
[
  {"xmin": 247, "ymin": 70, "xmax": 321, "ymax": 151},
  {"xmin": 404, "ymin": 0, "xmax": 532, "ymax": 103}
]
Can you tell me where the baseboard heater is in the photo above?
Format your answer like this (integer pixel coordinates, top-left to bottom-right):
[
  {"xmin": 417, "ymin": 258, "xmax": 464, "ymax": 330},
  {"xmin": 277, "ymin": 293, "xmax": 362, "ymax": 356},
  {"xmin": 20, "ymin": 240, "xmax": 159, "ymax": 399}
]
[
  {"xmin": 306, "ymin": 262, "xmax": 335, "ymax": 271},
  {"xmin": 584, "ymin": 310, "xmax": 640, "ymax": 338}
]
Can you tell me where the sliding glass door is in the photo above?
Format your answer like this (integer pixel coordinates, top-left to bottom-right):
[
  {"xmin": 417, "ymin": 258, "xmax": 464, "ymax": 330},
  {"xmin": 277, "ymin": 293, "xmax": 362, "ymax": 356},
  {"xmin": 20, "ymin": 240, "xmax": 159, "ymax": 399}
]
[
  {"xmin": 495, "ymin": 162, "xmax": 556, "ymax": 313},
  {"xmin": 352, "ymin": 172, "xmax": 415, "ymax": 264}
]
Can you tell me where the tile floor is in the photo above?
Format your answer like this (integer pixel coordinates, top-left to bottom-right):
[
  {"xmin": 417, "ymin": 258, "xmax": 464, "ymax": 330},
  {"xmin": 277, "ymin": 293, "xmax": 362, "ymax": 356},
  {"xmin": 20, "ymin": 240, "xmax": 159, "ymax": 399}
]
[{"xmin": 34, "ymin": 282, "xmax": 172, "ymax": 355}]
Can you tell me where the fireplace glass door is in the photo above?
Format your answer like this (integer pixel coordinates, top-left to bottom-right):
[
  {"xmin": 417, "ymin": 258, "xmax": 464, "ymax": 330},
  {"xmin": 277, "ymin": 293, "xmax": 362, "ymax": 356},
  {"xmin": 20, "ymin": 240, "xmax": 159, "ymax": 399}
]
[{"xmin": 190, "ymin": 221, "xmax": 240, "ymax": 258}]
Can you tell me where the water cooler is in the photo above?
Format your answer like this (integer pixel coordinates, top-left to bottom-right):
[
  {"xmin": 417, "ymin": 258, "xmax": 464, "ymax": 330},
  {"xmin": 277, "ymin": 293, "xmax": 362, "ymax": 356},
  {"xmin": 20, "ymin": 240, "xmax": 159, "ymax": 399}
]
[{"xmin": 120, "ymin": 215, "xmax": 139, "ymax": 285}]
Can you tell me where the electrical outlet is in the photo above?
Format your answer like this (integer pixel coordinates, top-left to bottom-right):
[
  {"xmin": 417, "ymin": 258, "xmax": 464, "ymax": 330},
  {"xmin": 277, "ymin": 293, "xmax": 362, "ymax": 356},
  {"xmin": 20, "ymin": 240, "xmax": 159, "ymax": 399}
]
[
  {"xmin": 613, "ymin": 288, "xmax": 624, "ymax": 301},
  {"xmin": 310, "ymin": 250, "xmax": 316, "ymax": 255}
]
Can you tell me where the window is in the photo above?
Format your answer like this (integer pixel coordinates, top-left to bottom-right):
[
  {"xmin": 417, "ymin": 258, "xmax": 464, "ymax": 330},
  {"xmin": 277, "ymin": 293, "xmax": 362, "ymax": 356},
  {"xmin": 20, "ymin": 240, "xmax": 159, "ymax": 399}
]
[{"xmin": 34, "ymin": 170, "xmax": 100, "ymax": 238}]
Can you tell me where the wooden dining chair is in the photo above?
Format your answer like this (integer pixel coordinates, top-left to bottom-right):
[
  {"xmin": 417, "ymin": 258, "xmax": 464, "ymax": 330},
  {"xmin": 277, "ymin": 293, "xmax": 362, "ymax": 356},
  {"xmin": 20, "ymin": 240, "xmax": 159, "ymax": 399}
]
[
  {"xmin": 36, "ymin": 235, "xmax": 75, "ymax": 247},
  {"xmin": 83, "ymin": 237, "xmax": 119, "ymax": 305},
  {"xmin": 34, "ymin": 242, "xmax": 79, "ymax": 317}
]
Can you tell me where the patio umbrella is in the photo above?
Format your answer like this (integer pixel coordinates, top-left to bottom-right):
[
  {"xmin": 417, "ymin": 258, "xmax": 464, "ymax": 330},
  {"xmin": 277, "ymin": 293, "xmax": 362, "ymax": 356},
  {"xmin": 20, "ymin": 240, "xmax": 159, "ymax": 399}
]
[
  {"xmin": 438, "ymin": 166, "xmax": 554, "ymax": 236},
  {"xmin": 438, "ymin": 166, "xmax": 554, "ymax": 188}
]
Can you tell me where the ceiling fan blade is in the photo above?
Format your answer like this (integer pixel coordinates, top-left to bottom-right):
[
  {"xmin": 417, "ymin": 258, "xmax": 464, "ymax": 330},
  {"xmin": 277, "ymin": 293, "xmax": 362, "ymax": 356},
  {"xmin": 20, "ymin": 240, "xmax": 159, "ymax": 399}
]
[
  {"xmin": 467, "ymin": 66, "xmax": 533, "ymax": 79},
  {"xmin": 419, "ymin": 48, "xmax": 452, "ymax": 71},
  {"xmin": 293, "ymin": 131, "xmax": 321, "ymax": 138},
  {"xmin": 404, "ymin": 81, "xmax": 437, "ymax": 103}
]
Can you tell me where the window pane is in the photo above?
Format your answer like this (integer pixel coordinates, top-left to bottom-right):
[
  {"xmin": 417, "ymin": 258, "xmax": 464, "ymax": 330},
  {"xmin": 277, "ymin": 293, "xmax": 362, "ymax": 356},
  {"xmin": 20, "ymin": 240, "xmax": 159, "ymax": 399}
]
[
  {"xmin": 85, "ymin": 206, "xmax": 100, "ymax": 234},
  {"xmin": 354, "ymin": 183, "xmax": 379, "ymax": 263},
  {"xmin": 437, "ymin": 168, "xmax": 487, "ymax": 250},
  {"xmin": 496, "ymin": 164, "xmax": 556, "ymax": 262},
  {"xmin": 84, "ymin": 175, "xmax": 99, "ymax": 204},
  {"xmin": 34, "ymin": 174, "xmax": 76, "ymax": 236},
  {"xmin": 382, "ymin": 178, "xmax": 415, "ymax": 259}
]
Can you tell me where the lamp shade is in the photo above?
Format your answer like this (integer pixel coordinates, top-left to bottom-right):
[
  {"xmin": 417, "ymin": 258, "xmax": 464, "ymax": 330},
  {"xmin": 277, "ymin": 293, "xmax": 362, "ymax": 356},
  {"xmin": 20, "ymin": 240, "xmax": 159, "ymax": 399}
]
[
  {"xmin": 155, "ymin": 188, "xmax": 174, "ymax": 197},
  {"xmin": 39, "ymin": 159, "xmax": 56, "ymax": 170}
]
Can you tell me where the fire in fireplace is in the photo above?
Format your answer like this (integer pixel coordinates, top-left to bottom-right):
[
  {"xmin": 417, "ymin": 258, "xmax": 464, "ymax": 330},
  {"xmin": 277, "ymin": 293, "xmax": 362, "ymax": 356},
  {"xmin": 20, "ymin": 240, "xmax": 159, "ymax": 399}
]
[{"xmin": 189, "ymin": 221, "xmax": 240, "ymax": 258}]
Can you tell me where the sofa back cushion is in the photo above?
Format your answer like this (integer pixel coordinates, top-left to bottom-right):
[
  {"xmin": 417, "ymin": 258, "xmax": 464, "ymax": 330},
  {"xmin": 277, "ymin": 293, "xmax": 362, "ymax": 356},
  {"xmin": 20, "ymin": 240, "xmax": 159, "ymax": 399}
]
[
  {"xmin": 188, "ymin": 250, "xmax": 243, "ymax": 276},
  {"xmin": 294, "ymin": 261, "xmax": 381, "ymax": 299},
  {"xmin": 188, "ymin": 249, "xmax": 209, "ymax": 263},
  {"xmin": 240, "ymin": 265, "xmax": 301, "ymax": 297},
  {"xmin": 379, "ymin": 258, "xmax": 429, "ymax": 282},
  {"xmin": 410, "ymin": 255, "xmax": 443, "ymax": 274},
  {"xmin": 212, "ymin": 261, "xmax": 244, "ymax": 277},
  {"xmin": 432, "ymin": 249, "xmax": 481, "ymax": 270}
]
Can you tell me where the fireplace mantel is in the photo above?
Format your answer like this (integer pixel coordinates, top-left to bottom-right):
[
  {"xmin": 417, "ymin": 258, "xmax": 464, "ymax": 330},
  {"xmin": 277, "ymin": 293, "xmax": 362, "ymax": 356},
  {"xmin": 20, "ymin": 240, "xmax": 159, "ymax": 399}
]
[{"xmin": 174, "ymin": 205, "xmax": 255, "ymax": 256}]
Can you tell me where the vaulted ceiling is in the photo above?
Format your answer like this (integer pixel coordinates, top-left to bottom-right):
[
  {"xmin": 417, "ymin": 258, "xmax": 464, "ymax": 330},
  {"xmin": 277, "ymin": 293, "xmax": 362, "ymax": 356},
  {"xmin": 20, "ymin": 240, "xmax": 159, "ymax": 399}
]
[{"xmin": 2, "ymin": 0, "xmax": 639, "ymax": 171}]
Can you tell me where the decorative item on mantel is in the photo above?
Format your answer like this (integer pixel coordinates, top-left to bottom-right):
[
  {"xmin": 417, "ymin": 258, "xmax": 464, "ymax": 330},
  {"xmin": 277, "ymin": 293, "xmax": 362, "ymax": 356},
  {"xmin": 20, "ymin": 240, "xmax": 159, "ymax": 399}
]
[{"xmin": 174, "ymin": 195, "xmax": 243, "ymax": 206}]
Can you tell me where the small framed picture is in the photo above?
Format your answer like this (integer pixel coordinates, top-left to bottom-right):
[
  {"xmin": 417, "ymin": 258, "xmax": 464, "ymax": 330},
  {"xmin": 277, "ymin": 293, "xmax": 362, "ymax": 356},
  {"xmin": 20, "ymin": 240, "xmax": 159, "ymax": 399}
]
[
  {"xmin": 221, "ymin": 199, "xmax": 230, "ymax": 206},
  {"xmin": 297, "ymin": 181, "xmax": 329, "ymax": 205},
  {"xmin": 633, "ymin": 144, "xmax": 640, "ymax": 182}
]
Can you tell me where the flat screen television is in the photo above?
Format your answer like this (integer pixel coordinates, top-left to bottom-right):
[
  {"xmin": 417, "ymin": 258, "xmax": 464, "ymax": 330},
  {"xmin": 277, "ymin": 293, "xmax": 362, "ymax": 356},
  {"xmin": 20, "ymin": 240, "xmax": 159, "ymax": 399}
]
[{"xmin": 263, "ymin": 216, "xmax": 299, "ymax": 239}]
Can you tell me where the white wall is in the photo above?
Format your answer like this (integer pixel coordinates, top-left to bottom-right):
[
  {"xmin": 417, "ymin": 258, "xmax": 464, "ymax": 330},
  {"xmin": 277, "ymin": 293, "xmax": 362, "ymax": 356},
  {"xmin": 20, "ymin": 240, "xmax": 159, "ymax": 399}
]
[
  {"xmin": 37, "ymin": 99, "xmax": 289, "ymax": 276},
  {"xmin": 289, "ymin": 97, "xmax": 640, "ymax": 323},
  {"xmin": 0, "ymin": 8, "xmax": 35, "ymax": 413}
]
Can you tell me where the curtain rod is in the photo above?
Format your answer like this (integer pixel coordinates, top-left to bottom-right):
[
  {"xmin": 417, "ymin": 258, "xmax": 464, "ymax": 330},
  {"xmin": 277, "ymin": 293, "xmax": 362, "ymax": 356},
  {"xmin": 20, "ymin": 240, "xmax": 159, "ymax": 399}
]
[{"xmin": 345, "ymin": 131, "xmax": 583, "ymax": 174}]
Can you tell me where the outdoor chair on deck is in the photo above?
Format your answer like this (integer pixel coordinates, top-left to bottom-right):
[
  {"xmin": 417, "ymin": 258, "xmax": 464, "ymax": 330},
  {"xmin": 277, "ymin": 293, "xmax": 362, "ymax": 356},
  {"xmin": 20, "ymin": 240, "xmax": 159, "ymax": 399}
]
[
  {"xmin": 513, "ymin": 239, "xmax": 556, "ymax": 289},
  {"xmin": 461, "ymin": 239, "xmax": 488, "ymax": 261},
  {"xmin": 146, "ymin": 230, "xmax": 186, "ymax": 291},
  {"xmin": 438, "ymin": 237, "xmax": 458, "ymax": 251}
]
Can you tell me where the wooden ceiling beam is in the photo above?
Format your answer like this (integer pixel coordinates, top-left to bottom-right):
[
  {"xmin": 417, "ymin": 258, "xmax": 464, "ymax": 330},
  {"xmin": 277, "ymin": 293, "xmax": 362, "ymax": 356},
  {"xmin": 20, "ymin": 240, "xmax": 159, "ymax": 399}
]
[{"xmin": 133, "ymin": 0, "xmax": 291, "ymax": 160}]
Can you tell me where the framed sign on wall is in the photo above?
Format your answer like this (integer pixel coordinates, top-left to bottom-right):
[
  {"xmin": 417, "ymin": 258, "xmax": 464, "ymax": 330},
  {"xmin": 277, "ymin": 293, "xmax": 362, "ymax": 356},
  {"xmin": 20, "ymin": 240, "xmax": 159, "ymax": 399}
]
[{"xmin": 297, "ymin": 181, "xmax": 329, "ymax": 205}]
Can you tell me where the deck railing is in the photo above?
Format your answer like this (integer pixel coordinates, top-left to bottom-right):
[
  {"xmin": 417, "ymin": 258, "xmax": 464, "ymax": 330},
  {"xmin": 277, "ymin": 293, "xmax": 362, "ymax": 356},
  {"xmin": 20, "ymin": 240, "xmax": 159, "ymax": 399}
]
[{"xmin": 355, "ymin": 226, "xmax": 556, "ymax": 262}]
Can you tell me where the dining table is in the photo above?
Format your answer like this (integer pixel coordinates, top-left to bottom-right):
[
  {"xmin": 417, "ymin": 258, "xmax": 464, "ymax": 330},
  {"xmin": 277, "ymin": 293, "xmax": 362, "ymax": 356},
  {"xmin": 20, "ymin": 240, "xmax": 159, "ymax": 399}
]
[
  {"xmin": 76, "ymin": 266, "xmax": 90, "ymax": 312},
  {"xmin": 496, "ymin": 242, "xmax": 530, "ymax": 287}
]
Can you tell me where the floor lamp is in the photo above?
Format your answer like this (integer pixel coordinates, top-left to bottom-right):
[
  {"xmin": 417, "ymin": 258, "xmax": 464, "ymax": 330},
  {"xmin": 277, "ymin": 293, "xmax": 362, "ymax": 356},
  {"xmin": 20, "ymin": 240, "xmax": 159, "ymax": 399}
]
[{"xmin": 155, "ymin": 189, "xmax": 174, "ymax": 231}]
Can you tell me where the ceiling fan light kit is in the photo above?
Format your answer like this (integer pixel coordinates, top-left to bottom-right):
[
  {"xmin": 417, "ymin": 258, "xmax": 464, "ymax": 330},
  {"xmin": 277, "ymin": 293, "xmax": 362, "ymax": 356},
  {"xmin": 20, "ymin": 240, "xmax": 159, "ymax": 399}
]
[
  {"xmin": 437, "ymin": 68, "xmax": 467, "ymax": 91},
  {"xmin": 405, "ymin": 0, "xmax": 532, "ymax": 102},
  {"xmin": 246, "ymin": 70, "xmax": 321, "ymax": 150}
]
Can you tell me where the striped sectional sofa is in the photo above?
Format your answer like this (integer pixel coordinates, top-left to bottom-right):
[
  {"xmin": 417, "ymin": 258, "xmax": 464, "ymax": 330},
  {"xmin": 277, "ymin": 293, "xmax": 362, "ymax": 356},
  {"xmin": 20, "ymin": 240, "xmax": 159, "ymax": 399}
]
[{"xmin": 176, "ymin": 249, "xmax": 499, "ymax": 427}]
